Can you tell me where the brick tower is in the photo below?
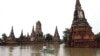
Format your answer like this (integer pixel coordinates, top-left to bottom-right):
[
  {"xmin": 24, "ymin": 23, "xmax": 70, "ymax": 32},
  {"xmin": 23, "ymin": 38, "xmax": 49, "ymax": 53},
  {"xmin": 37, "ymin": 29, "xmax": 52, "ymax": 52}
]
[{"xmin": 68, "ymin": 0, "xmax": 96, "ymax": 47}]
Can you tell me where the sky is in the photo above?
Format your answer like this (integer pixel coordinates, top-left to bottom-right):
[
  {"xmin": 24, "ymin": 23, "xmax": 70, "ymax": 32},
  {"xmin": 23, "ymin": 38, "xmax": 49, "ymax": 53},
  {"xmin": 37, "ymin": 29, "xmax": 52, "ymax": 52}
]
[{"xmin": 0, "ymin": 0, "xmax": 100, "ymax": 39}]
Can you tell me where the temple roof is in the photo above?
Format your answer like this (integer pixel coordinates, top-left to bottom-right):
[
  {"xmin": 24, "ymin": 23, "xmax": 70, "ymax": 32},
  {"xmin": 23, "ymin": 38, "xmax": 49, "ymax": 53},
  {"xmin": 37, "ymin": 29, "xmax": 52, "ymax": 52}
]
[{"xmin": 19, "ymin": 29, "xmax": 24, "ymax": 38}]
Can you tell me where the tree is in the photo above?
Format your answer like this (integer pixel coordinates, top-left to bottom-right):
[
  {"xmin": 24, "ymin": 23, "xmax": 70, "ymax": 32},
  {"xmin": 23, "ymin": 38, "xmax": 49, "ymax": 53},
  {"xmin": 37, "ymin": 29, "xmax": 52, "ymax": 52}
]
[
  {"xmin": 96, "ymin": 32, "xmax": 100, "ymax": 43},
  {"xmin": 63, "ymin": 28, "xmax": 70, "ymax": 43},
  {"xmin": 45, "ymin": 33, "xmax": 53, "ymax": 42},
  {"xmin": 2, "ymin": 33, "xmax": 8, "ymax": 41}
]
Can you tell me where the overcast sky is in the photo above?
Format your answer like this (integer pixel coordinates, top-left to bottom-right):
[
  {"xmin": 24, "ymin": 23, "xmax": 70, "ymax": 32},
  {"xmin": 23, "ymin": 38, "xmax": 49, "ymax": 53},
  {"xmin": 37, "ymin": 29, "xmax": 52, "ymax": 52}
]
[{"xmin": 0, "ymin": 0, "xmax": 100, "ymax": 39}]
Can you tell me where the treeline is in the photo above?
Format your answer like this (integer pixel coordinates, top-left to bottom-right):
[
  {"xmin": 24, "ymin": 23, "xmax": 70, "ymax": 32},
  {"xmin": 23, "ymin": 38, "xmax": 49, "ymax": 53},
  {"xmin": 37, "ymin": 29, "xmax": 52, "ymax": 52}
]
[
  {"xmin": 96, "ymin": 32, "xmax": 100, "ymax": 43},
  {"xmin": 0, "ymin": 33, "xmax": 56, "ymax": 45}
]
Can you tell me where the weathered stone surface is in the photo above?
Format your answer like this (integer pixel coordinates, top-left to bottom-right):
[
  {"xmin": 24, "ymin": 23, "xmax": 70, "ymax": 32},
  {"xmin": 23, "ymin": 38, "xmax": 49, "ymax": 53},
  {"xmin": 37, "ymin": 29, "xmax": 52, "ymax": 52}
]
[
  {"xmin": 67, "ymin": 0, "xmax": 97, "ymax": 48},
  {"xmin": 33, "ymin": 21, "xmax": 45, "ymax": 42}
]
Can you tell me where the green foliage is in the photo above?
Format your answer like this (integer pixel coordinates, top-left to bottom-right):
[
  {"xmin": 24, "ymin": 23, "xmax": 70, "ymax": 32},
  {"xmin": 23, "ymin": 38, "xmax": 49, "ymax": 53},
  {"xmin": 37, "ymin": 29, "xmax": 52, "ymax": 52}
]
[
  {"xmin": 2, "ymin": 33, "xmax": 8, "ymax": 41},
  {"xmin": 96, "ymin": 32, "xmax": 100, "ymax": 43},
  {"xmin": 63, "ymin": 28, "xmax": 70, "ymax": 42},
  {"xmin": 45, "ymin": 33, "xmax": 53, "ymax": 42}
]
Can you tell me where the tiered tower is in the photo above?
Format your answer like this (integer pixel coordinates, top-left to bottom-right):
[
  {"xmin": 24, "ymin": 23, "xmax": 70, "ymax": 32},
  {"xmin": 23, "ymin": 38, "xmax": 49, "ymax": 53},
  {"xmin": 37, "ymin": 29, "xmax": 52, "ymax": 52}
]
[
  {"xmin": 6, "ymin": 26, "xmax": 17, "ymax": 44},
  {"xmin": 53, "ymin": 26, "xmax": 60, "ymax": 43},
  {"xmin": 34, "ymin": 21, "xmax": 45, "ymax": 42},
  {"xmin": 68, "ymin": 0, "xmax": 96, "ymax": 47}
]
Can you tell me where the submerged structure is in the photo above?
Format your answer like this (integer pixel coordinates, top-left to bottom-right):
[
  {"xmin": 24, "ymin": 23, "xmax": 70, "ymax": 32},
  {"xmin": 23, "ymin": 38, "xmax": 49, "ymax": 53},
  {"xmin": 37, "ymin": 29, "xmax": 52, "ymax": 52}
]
[{"xmin": 67, "ymin": 0, "xmax": 97, "ymax": 47}]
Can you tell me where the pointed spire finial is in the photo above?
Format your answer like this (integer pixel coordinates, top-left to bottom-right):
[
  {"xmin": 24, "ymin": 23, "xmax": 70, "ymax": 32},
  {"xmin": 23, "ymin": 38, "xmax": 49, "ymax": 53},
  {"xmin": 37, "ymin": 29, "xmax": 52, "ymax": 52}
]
[
  {"xmin": 27, "ymin": 32, "xmax": 29, "ymax": 37},
  {"xmin": 11, "ymin": 26, "xmax": 14, "ymax": 33},
  {"xmin": 21, "ymin": 29, "xmax": 23, "ymax": 36},
  {"xmin": 32, "ymin": 25, "xmax": 34, "ymax": 32},
  {"xmin": 54, "ymin": 26, "xmax": 59, "ymax": 37},
  {"xmin": 76, "ymin": 0, "xmax": 81, "ymax": 6},
  {"xmin": 75, "ymin": 0, "xmax": 81, "ymax": 10},
  {"xmin": 55, "ymin": 26, "xmax": 58, "ymax": 32},
  {"xmin": 20, "ymin": 29, "xmax": 23, "ymax": 38}
]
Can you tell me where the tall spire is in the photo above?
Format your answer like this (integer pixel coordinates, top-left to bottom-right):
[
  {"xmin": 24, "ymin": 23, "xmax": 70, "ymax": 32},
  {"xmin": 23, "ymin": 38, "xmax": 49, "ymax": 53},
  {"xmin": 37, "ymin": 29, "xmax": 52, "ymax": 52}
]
[
  {"xmin": 75, "ymin": 0, "xmax": 81, "ymax": 10},
  {"xmin": 68, "ymin": 0, "xmax": 96, "ymax": 47},
  {"xmin": 35, "ymin": 21, "xmax": 42, "ymax": 34},
  {"xmin": 31, "ymin": 25, "xmax": 35, "ymax": 37},
  {"xmin": 9, "ymin": 26, "xmax": 15, "ymax": 39},
  {"xmin": 11, "ymin": 26, "xmax": 14, "ymax": 34},
  {"xmin": 20, "ymin": 29, "xmax": 23, "ymax": 38},
  {"xmin": 32, "ymin": 26, "xmax": 35, "ymax": 34},
  {"xmin": 27, "ymin": 32, "xmax": 29, "ymax": 38},
  {"xmin": 54, "ymin": 26, "xmax": 60, "ymax": 37},
  {"xmin": 21, "ymin": 30, "xmax": 23, "ymax": 36},
  {"xmin": 72, "ymin": 0, "xmax": 88, "ymax": 27},
  {"xmin": 53, "ymin": 26, "xmax": 60, "ymax": 42}
]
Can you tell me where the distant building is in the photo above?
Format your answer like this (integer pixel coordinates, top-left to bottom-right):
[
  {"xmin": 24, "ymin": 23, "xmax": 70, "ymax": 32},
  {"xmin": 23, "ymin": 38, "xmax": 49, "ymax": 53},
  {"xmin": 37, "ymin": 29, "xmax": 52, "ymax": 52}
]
[
  {"xmin": 18, "ymin": 30, "xmax": 28, "ymax": 44},
  {"xmin": 53, "ymin": 26, "xmax": 60, "ymax": 44},
  {"xmin": 16, "ymin": 21, "xmax": 45, "ymax": 44},
  {"xmin": 30, "ymin": 26, "xmax": 36, "ymax": 42},
  {"xmin": 6, "ymin": 26, "xmax": 17, "ymax": 44},
  {"xmin": 30, "ymin": 21, "xmax": 45, "ymax": 43},
  {"xmin": 67, "ymin": 0, "xmax": 97, "ymax": 47},
  {"xmin": 26, "ymin": 33, "xmax": 30, "ymax": 42}
]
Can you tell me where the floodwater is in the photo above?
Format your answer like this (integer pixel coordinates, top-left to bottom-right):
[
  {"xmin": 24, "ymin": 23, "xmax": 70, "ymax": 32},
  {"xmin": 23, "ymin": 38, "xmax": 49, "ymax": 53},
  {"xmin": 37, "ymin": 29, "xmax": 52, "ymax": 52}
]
[{"xmin": 0, "ymin": 44, "xmax": 100, "ymax": 56}]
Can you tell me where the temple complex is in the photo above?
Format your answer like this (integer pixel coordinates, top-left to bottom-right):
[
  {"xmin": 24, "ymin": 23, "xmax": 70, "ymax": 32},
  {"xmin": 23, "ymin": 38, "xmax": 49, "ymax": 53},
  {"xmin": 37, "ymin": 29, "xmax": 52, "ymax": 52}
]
[
  {"xmin": 1, "ymin": 0, "xmax": 97, "ymax": 46},
  {"xmin": 67, "ymin": 0, "xmax": 97, "ymax": 47}
]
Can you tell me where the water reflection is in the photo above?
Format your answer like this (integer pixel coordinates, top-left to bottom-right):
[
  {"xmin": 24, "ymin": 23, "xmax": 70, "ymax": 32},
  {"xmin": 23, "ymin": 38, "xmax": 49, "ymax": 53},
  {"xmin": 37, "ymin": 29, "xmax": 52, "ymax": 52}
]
[{"xmin": 0, "ymin": 44, "xmax": 100, "ymax": 56}]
